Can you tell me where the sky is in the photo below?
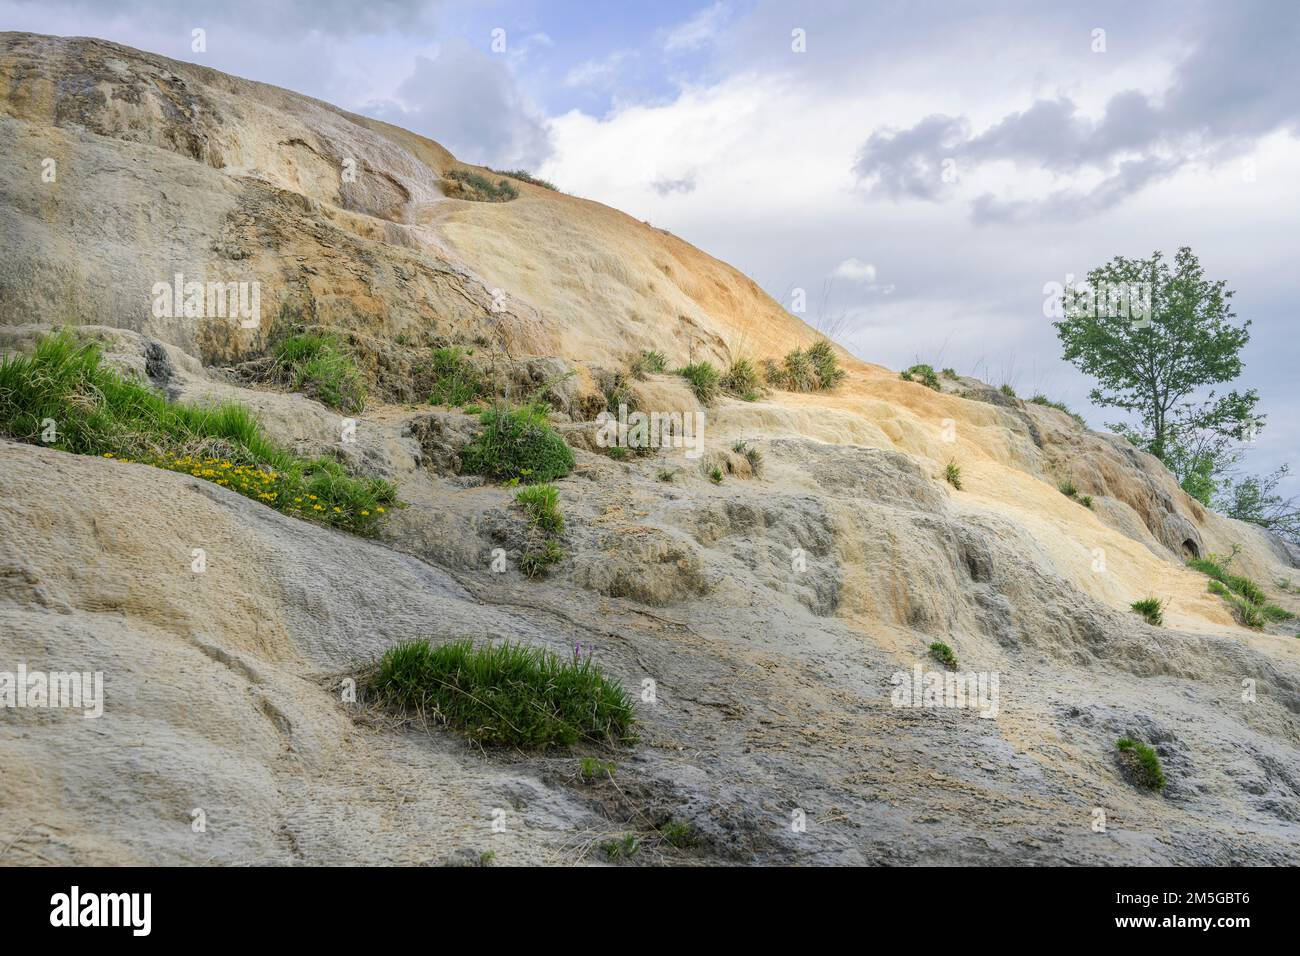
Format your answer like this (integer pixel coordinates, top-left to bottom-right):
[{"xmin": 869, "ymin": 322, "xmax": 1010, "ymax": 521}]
[{"xmin": 4, "ymin": 0, "xmax": 1297, "ymax": 492}]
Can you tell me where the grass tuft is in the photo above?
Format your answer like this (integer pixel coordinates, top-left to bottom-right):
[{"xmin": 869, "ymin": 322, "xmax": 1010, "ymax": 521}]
[
  {"xmin": 944, "ymin": 460, "xmax": 962, "ymax": 490},
  {"xmin": 1117, "ymin": 737, "xmax": 1166, "ymax": 791},
  {"xmin": 515, "ymin": 483, "xmax": 563, "ymax": 535},
  {"xmin": 1131, "ymin": 597, "xmax": 1165, "ymax": 626},
  {"xmin": 0, "ymin": 331, "xmax": 394, "ymax": 534},
  {"xmin": 428, "ymin": 346, "xmax": 485, "ymax": 407},
  {"xmin": 460, "ymin": 400, "xmax": 575, "ymax": 484},
  {"xmin": 270, "ymin": 330, "xmax": 367, "ymax": 412},
  {"xmin": 443, "ymin": 168, "xmax": 519, "ymax": 202},
  {"xmin": 929, "ymin": 641, "xmax": 958, "ymax": 668},
  {"xmin": 900, "ymin": 363, "xmax": 941, "ymax": 391},
  {"xmin": 367, "ymin": 639, "xmax": 636, "ymax": 749}
]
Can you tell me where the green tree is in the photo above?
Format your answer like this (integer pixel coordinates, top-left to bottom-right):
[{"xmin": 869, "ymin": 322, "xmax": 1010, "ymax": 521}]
[
  {"xmin": 1053, "ymin": 247, "xmax": 1260, "ymax": 486},
  {"xmin": 1216, "ymin": 465, "xmax": 1300, "ymax": 545}
]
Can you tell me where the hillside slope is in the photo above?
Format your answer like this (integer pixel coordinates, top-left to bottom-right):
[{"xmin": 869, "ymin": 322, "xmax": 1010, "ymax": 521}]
[{"xmin": 1, "ymin": 33, "xmax": 1298, "ymax": 865}]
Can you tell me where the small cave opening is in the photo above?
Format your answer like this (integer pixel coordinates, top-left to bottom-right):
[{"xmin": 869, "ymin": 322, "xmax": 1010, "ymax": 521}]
[{"xmin": 1181, "ymin": 539, "xmax": 1201, "ymax": 561}]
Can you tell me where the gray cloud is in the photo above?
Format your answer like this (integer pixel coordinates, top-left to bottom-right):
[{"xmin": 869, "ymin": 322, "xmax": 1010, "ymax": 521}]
[
  {"xmin": 365, "ymin": 40, "xmax": 552, "ymax": 169},
  {"xmin": 650, "ymin": 174, "xmax": 696, "ymax": 196},
  {"xmin": 852, "ymin": 3, "xmax": 1300, "ymax": 222}
]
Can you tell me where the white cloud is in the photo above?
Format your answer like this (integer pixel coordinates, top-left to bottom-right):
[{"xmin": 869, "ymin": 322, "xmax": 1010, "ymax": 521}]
[
  {"xmin": 832, "ymin": 258, "xmax": 877, "ymax": 282},
  {"xmin": 663, "ymin": 2, "xmax": 730, "ymax": 54}
]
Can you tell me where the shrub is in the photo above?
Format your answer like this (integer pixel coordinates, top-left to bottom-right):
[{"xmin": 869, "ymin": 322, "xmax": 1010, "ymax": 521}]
[
  {"xmin": 900, "ymin": 364, "xmax": 941, "ymax": 391},
  {"xmin": 929, "ymin": 641, "xmax": 958, "ymax": 668},
  {"xmin": 806, "ymin": 339, "xmax": 845, "ymax": 389},
  {"xmin": 270, "ymin": 331, "xmax": 366, "ymax": 412},
  {"xmin": 489, "ymin": 168, "xmax": 558, "ymax": 191},
  {"xmin": 1058, "ymin": 479, "xmax": 1079, "ymax": 498},
  {"xmin": 761, "ymin": 358, "xmax": 784, "ymax": 386},
  {"xmin": 520, "ymin": 539, "xmax": 564, "ymax": 578},
  {"xmin": 1116, "ymin": 737, "xmax": 1166, "ymax": 791},
  {"xmin": 675, "ymin": 362, "xmax": 721, "ymax": 404},
  {"xmin": 515, "ymin": 483, "xmax": 563, "ymax": 535},
  {"xmin": 999, "ymin": 383, "xmax": 1017, "ymax": 398},
  {"xmin": 630, "ymin": 349, "xmax": 667, "ymax": 378},
  {"xmin": 708, "ymin": 466, "xmax": 724, "ymax": 484},
  {"xmin": 443, "ymin": 168, "xmax": 518, "ymax": 202},
  {"xmin": 428, "ymin": 346, "xmax": 485, "ymax": 406},
  {"xmin": 367, "ymin": 639, "xmax": 636, "ymax": 748},
  {"xmin": 0, "ymin": 331, "xmax": 395, "ymax": 534},
  {"xmin": 721, "ymin": 358, "xmax": 761, "ymax": 396},
  {"xmin": 1131, "ymin": 597, "xmax": 1164, "ymax": 626},
  {"xmin": 944, "ymin": 461, "xmax": 962, "ymax": 490},
  {"xmin": 782, "ymin": 349, "xmax": 817, "ymax": 392},
  {"xmin": 460, "ymin": 401, "xmax": 575, "ymax": 484},
  {"xmin": 941, "ymin": 367, "xmax": 958, "ymax": 380}
]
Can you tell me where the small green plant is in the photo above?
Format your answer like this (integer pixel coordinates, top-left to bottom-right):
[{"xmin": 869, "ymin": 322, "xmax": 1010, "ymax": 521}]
[
  {"xmin": 0, "ymin": 331, "xmax": 394, "ymax": 534},
  {"xmin": 675, "ymin": 362, "xmax": 721, "ymax": 404},
  {"xmin": 515, "ymin": 483, "xmax": 563, "ymax": 534},
  {"xmin": 479, "ymin": 850, "xmax": 496, "ymax": 866},
  {"xmin": 781, "ymin": 349, "xmax": 817, "ymax": 391},
  {"xmin": 270, "ymin": 330, "xmax": 367, "ymax": 412},
  {"xmin": 1079, "ymin": 494, "xmax": 1093, "ymax": 508},
  {"xmin": 1029, "ymin": 394, "xmax": 1087, "ymax": 427},
  {"xmin": 488, "ymin": 167, "xmax": 557, "ymax": 191},
  {"xmin": 659, "ymin": 819, "xmax": 698, "ymax": 849},
  {"xmin": 941, "ymin": 367, "xmax": 958, "ymax": 380},
  {"xmin": 460, "ymin": 400, "xmax": 575, "ymax": 484},
  {"xmin": 630, "ymin": 349, "xmax": 667, "ymax": 377},
  {"xmin": 606, "ymin": 445, "xmax": 629, "ymax": 461},
  {"xmin": 900, "ymin": 364, "xmax": 941, "ymax": 391},
  {"xmin": 601, "ymin": 833, "xmax": 639, "ymax": 860},
  {"xmin": 1191, "ymin": 550, "xmax": 1282, "ymax": 630},
  {"xmin": 520, "ymin": 539, "xmax": 564, "ymax": 578},
  {"xmin": 428, "ymin": 346, "xmax": 485, "ymax": 407},
  {"xmin": 443, "ymin": 168, "xmax": 519, "ymax": 202},
  {"xmin": 999, "ymin": 383, "xmax": 1017, "ymax": 398},
  {"xmin": 929, "ymin": 641, "xmax": 958, "ymax": 669},
  {"xmin": 578, "ymin": 756, "xmax": 616, "ymax": 781},
  {"xmin": 600, "ymin": 368, "xmax": 638, "ymax": 413},
  {"xmin": 1131, "ymin": 597, "xmax": 1164, "ymax": 626},
  {"xmin": 657, "ymin": 468, "xmax": 676, "ymax": 482},
  {"xmin": 806, "ymin": 339, "xmax": 845, "ymax": 389},
  {"xmin": 721, "ymin": 357, "xmax": 761, "ymax": 395},
  {"xmin": 1058, "ymin": 479, "xmax": 1079, "ymax": 498},
  {"xmin": 944, "ymin": 461, "xmax": 962, "ymax": 490},
  {"xmin": 368, "ymin": 639, "xmax": 635, "ymax": 748},
  {"xmin": 708, "ymin": 466, "xmax": 724, "ymax": 484},
  {"xmin": 1116, "ymin": 737, "xmax": 1166, "ymax": 791}
]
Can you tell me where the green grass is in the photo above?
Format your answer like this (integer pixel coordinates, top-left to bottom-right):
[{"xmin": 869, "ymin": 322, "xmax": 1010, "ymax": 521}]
[
  {"xmin": 515, "ymin": 483, "xmax": 563, "ymax": 535},
  {"xmin": 443, "ymin": 168, "xmax": 519, "ymax": 202},
  {"xmin": 578, "ymin": 757, "xmax": 616, "ymax": 781},
  {"xmin": 999, "ymin": 383, "xmax": 1017, "ymax": 398},
  {"xmin": 0, "ymin": 331, "xmax": 395, "ymax": 534},
  {"xmin": 708, "ymin": 466, "xmax": 724, "ymax": 484},
  {"xmin": 368, "ymin": 639, "xmax": 636, "ymax": 748},
  {"xmin": 1131, "ymin": 597, "xmax": 1165, "ymax": 626},
  {"xmin": 944, "ymin": 460, "xmax": 962, "ymax": 490},
  {"xmin": 806, "ymin": 340, "xmax": 845, "ymax": 389},
  {"xmin": 601, "ymin": 833, "xmax": 639, "ymax": 861},
  {"xmin": 1117, "ymin": 737, "xmax": 1166, "ymax": 791},
  {"xmin": 1079, "ymin": 494, "xmax": 1093, "ymax": 508},
  {"xmin": 657, "ymin": 468, "xmax": 676, "ymax": 482},
  {"xmin": 659, "ymin": 819, "xmax": 698, "ymax": 849},
  {"xmin": 675, "ymin": 362, "xmax": 721, "ymax": 404},
  {"xmin": 600, "ymin": 368, "xmax": 638, "ymax": 413},
  {"xmin": 941, "ymin": 367, "xmax": 958, "ymax": 380},
  {"xmin": 929, "ymin": 641, "xmax": 958, "ymax": 668},
  {"xmin": 630, "ymin": 349, "xmax": 667, "ymax": 378},
  {"xmin": 1189, "ymin": 553, "xmax": 1286, "ymax": 630},
  {"xmin": 900, "ymin": 363, "xmax": 941, "ymax": 391},
  {"xmin": 270, "ymin": 331, "xmax": 366, "ymax": 412},
  {"xmin": 721, "ymin": 357, "xmax": 760, "ymax": 396},
  {"xmin": 460, "ymin": 400, "xmax": 575, "ymax": 484},
  {"xmin": 1029, "ymin": 394, "xmax": 1087, "ymax": 427},
  {"xmin": 734, "ymin": 440, "xmax": 763, "ymax": 476},
  {"xmin": 519, "ymin": 539, "xmax": 564, "ymax": 578},
  {"xmin": 1058, "ymin": 479, "xmax": 1079, "ymax": 498},
  {"xmin": 428, "ymin": 346, "xmax": 485, "ymax": 407},
  {"xmin": 781, "ymin": 349, "xmax": 817, "ymax": 391}
]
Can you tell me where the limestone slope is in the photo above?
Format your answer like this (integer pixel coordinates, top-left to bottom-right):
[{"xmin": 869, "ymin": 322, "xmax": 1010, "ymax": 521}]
[{"xmin": 1, "ymin": 34, "xmax": 1298, "ymax": 865}]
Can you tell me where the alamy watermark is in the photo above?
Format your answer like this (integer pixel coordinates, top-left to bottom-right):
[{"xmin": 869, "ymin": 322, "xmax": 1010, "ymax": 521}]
[
  {"xmin": 890, "ymin": 664, "xmax": 999, "ymax": 718},
  {"xmin": 151, "ymin": 272, "xmax": 260, "ymax": 328},
  {"xmin": 0, "ymin": 665, "xmax": 104, "ymax": 718},
  {"xmin": 1043, "ymin": 276, "xmax": 1152, "ymax": 326},
  {"xmin": 595, "ymin": 403, "xmax": 706, "ymax": 459}
]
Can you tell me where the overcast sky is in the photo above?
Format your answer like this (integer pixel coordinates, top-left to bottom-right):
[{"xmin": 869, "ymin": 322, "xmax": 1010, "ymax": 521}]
[{"xmin": 5, "ymin": 0, "xmax": 1297, "ymax": 490}]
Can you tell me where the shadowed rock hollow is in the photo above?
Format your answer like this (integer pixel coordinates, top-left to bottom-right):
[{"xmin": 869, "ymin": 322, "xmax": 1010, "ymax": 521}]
[{"xmin": 2, "ymin": 33, "xmax": 1298, "ymax": 865}]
